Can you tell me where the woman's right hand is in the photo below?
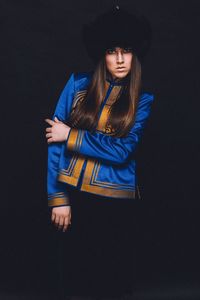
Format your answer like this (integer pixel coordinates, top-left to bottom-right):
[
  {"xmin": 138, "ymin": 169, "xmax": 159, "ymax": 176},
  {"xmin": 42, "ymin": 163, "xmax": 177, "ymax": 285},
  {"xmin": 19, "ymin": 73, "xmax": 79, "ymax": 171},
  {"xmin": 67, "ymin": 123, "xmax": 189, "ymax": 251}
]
[{"xmin": 51, "ymin": 206, "xmax": 72, "ymax": 232}]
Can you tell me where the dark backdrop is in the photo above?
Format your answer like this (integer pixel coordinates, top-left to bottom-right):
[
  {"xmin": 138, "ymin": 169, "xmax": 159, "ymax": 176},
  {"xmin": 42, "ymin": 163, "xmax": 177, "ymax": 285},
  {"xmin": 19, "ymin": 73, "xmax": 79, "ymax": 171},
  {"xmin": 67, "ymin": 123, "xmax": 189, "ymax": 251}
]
[{"xmin": 1, "ymin": 0, "xmax": 200, "ymax": 298}]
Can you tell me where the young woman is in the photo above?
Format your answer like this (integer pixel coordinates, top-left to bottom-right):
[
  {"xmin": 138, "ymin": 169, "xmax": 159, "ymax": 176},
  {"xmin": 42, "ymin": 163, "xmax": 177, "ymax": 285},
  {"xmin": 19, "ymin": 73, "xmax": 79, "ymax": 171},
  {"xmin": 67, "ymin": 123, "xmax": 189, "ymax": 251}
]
[{"xmin": 45, "ymin": 6, "xmax": 154, "ymax": 299}]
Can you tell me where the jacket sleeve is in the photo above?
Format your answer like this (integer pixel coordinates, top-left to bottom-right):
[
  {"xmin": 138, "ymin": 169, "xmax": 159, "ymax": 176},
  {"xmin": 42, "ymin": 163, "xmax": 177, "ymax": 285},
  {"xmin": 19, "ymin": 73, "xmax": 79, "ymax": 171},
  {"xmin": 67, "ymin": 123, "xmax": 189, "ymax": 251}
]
[
  {"xmin": 65, "ymin": 93, "xmax": 154, "ymax": 165},
  {"xmin": 47, "ymin": 73, "xmax": 75, "ymax": 208}
]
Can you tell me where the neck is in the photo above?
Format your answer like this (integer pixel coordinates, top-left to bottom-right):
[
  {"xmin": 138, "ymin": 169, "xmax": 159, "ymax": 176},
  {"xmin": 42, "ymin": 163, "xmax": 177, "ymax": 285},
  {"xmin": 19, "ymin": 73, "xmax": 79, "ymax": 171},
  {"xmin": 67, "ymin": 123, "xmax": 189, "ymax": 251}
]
[{"xmin": 106, "ymin": 71, "xmax": 129, "ymax": 86}]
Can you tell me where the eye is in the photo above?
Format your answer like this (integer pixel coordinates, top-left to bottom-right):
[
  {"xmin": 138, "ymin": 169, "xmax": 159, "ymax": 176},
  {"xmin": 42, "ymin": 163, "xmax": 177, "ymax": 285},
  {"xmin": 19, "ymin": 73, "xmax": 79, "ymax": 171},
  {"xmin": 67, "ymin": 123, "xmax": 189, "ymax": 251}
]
[
  {"xmin": 123, "ymin": 47, "xmax": 133, "ymax": 53},
  {"xmin": 106, "ymin": 48, "xmax": 116, "ymax": 54}
]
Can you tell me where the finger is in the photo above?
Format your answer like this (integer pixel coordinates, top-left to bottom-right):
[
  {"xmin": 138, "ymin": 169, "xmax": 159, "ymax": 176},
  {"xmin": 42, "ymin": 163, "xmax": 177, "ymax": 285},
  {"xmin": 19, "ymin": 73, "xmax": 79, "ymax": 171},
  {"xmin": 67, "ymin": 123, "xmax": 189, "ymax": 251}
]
[
  {"xmin": 58, "ymin": 216, "xmax": 64, "ymax": 230},
  {"xmin": 59, "ymin": 216, "xmax": 64, "ymax": 226},
  {"xmin": 54, "ymin": 117, "xmax": 64, "ymax": 124},
  {"xmin": 62, "ymin": 225, "xmax": 69, "ymax": 232},
  {"xmin": 47, "ymin": 137, "xmax": 54, "ymax": 143},
  {"xmin": 46, "ymin": 133, "xmax": 52, "ymax": 138},
  {"xmin": 63, "ymin": 217, "xmax": 70, "ymax": 232},
  {"xmin": 54, "ymin": 215, "xmax": 60, "ymax": 227},
  {"xmin": 45, "ymin": 119, "xmax": 54, "ymax": 126},
  {"xmin": 54, "ymin": 117, "xmax": 60, "ymax": 122},
  {"xmin": 51, "ymin": 212, "xmax": 56, "ymax": 222},
  {"xmin": 46, "ymin": 127, "xmax": 52, "ymax": 133}
]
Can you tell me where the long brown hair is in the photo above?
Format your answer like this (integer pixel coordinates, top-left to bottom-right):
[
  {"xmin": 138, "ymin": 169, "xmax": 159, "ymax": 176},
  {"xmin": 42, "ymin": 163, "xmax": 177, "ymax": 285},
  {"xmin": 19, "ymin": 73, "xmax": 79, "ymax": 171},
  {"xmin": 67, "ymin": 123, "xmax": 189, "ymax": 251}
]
[{"xmin": 67, "ymin": 53, "xmax": 141, "ymax": 137}]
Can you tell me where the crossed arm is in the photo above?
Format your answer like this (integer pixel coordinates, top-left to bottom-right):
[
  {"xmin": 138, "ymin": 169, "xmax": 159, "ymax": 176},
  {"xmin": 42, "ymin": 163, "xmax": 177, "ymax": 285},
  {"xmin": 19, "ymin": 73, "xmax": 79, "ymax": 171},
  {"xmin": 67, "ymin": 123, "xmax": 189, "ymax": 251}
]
[{"xmin": 45, "ymin": 92, "xmax": 154, "ymax": 165}]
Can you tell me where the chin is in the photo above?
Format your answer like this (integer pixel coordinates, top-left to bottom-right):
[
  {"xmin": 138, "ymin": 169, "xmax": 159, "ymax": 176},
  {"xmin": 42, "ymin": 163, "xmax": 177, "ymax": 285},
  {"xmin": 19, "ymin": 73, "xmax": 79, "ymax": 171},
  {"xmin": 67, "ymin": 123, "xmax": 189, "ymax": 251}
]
[{"xmin": 114, "ymin": 72, "xmax": 128, "ymax": 79}]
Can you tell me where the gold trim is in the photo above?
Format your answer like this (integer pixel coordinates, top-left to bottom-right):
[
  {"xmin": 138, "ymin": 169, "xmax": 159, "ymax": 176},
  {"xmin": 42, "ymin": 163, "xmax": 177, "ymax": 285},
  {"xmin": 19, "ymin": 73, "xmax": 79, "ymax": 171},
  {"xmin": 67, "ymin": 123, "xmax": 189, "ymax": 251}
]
[
  {"xmin": 48, "ymin": 195, "xmax": 70, "ymax": 207},
  {"xmin": 67, "ymin": 128, "xmax": 79, "ymax": 151},
  {"xmin": 63, "ymin": 154, "xmax": 77, "ymax": 176},
  {"xmin": 81, "ymin": 182, "xmax": 135, "ymax": 198},
  {"xmin": 58, "ymin": 173, "xmax": 79, "ymax": 186},
  {"xmin": 97, "ymin": 85, "xmax": 122, "ymax": 132},
  {"xmin": 80, "ymin": 159, "xmax": 135, "ymax": 198},
  {"xmin": 97, "ymin": 105, "xmax": 111, "ymax": 131},
  {"xmin": 76, "ymin": 130, "xmax": 84, "ymax": 151},
  {"xmin": 106, "ymin": 85, "xmax": 122, "ymax": 105},
  {"xmin": 58, "ymin": 155, "xmax": 85, "ymax": 186},
  {"xmin": 67, "ymin": 128, "xmax": 85, "ymax": 152},
  {"xmin": 72, "ymin": 155, "xmax": 85, "ymax": 178},
  {"xmin": 92, "ymin": 162, "xmax": 134, "ymax": 188},
  {"xmin": 81, "ymin": 159, "xmax": 94, "ymax": 185}
]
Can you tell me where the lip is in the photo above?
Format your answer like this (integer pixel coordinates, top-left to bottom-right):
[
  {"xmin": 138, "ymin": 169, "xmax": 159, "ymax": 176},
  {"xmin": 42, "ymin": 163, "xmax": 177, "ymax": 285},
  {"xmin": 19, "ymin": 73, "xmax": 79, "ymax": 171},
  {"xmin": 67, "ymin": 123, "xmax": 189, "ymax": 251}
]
[
  {"xmin": 116, "ymin": 68, "xmax": 126, "ymax": 72},
  {"xmin": 116, "ymin": 67, "xmax": 125, "ymax": 69}
]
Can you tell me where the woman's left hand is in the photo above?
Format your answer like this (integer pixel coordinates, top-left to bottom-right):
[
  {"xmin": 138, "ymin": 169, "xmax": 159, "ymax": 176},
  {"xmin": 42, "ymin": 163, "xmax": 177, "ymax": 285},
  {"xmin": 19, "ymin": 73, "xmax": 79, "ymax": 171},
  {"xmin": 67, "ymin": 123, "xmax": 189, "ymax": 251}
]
[{"xmin": 45, "ymin": 117, "xmax": 71, "ymax": 143}]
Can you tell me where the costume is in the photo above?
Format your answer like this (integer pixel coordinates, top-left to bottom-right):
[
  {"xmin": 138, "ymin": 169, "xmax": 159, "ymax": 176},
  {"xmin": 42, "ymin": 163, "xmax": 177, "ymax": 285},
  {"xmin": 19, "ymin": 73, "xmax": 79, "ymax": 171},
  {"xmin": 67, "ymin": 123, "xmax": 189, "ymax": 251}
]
[
  {"xmin": 47, "ymin": 5, "xmax": 154, "ymax": 298},
  {"xmin": 47, "ymin": 72, "xmax": 154, "ymax": 207}
]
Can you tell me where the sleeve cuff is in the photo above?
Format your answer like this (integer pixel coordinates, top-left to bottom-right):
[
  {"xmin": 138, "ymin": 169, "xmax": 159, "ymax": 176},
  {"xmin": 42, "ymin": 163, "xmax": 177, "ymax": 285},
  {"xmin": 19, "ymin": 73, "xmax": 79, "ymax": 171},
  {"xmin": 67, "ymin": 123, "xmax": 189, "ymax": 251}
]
[
  {"xmin": 48, "ymin": 193, "xmax": 70, "ymax": 207},
  {"xmin": 66, "ymin": 128, "xmax": 85, "ymax": 152}
]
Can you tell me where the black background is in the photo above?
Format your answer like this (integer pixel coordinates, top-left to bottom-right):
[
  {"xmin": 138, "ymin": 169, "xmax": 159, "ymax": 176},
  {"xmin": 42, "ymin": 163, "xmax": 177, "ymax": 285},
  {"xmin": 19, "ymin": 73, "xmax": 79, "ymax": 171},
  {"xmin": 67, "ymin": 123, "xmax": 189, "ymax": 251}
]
[{"xmin": 1, "ymin": 0, "xmax": 200, "ymax": 298}]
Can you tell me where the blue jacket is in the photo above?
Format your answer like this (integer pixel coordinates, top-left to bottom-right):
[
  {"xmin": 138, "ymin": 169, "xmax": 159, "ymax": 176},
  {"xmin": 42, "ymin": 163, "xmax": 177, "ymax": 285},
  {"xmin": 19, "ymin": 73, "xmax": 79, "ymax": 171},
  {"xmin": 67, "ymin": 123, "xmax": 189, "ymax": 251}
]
[{"xmin": 47, "ymin": 72, "xmax": 154, "ymax": 207}]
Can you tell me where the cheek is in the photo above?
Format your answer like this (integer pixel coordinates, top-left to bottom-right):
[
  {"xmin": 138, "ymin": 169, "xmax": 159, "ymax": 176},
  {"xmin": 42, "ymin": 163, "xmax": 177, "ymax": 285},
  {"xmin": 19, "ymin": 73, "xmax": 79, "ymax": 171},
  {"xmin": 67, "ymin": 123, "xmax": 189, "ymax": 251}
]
[
  {"xmin": 105, "ymin": 56, "xmax": 114, "ymax": 70},
  {"xmin": 127, "ymin": 55, "xmax": 133, "ymax": 68}
]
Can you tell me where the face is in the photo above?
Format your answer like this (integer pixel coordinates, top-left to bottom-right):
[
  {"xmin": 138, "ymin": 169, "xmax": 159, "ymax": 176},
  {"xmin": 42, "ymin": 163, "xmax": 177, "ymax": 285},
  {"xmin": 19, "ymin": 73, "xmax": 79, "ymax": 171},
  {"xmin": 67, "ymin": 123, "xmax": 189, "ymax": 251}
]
[{"xmin": 105, "ymin": 46, "xmax": 133, "ymax": 80}]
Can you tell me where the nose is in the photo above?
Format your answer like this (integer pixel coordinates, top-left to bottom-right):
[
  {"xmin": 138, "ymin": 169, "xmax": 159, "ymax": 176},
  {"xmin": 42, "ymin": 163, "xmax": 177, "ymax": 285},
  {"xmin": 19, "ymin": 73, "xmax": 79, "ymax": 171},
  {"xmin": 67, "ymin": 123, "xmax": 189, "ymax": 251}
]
[{"xmin": 116, "ymin": 50, "xmax": 124, "ymax": 64}]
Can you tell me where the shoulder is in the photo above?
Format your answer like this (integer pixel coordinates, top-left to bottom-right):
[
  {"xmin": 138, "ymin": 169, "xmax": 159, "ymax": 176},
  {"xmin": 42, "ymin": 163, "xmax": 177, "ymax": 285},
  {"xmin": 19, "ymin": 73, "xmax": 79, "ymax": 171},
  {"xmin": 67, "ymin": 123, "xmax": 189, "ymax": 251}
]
[
  {"xmin": 73, "ymin": 71, "xmax": 93, "ymax": 91},
  {"xmin": 139, "ymin": 91, "xmax": 154, "ymax": 102},
  {"xmin": 138, "ymin": 91, "xmax": 155, "ymax": 108}
]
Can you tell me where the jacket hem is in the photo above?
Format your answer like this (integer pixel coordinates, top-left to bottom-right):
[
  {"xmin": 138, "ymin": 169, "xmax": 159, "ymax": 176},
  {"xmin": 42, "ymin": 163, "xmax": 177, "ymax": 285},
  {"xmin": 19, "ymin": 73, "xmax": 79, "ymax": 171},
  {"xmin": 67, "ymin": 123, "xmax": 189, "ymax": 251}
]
[{"xmin": 80, "ymin": 183, "xmax": 136, "ymax": 199}]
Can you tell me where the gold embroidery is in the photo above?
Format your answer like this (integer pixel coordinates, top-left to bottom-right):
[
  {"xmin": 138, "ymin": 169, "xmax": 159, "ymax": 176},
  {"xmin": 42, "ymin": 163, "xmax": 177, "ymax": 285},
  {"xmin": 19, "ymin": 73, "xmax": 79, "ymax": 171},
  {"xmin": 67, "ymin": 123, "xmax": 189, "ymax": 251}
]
[
  {"xmin": 92, "ymin": 162, "xmax": 134, "ymax": 188},
  {"xmin": 106, "ymin": 85, "xmax": 122, "ymax": 106},
  {"xmin": 72, "ymin": 155, "xmax": 85, "ymax": 178},
  {"xmin": 81, "ymin": 181, "xmax": 135, "ymax": 198},
  {"xmin": 67, "ymin": 128, "xmax": 85, "ymax": 152},
  {"xmin": 67, "ymin": 128, "xmax": 79, "ymax": 151},
  {"xmin": 63, "ymin": 154, "xmax": 77, "ymax": 175},
  {"xmin": 97, "ymin": 84, "xmax": 122, "ymax": 132},
  {"xmin": 80, "ymin": 159, "xmax": 135, "ymax": 198},
  {"xmin": 81, "ymin": 159, "xmax": 94, "ymax": 185},
  {"xmin": 97, "ymin": 105, "xmax": 111, "ymax": 131},
  {"xmin": 105, "ymin": 124, "xmax": 116, "ymax": 134},
  {"xmin": 76, "ymin": 130, "xmax": 84, "ymax": 151},
  {"xmin": 58, "ymin": 155, "xmax": 85, "ymax": 186},
  {"xmin": 48, "ymin": 193, "xmax": 70, "ymax": 206}
]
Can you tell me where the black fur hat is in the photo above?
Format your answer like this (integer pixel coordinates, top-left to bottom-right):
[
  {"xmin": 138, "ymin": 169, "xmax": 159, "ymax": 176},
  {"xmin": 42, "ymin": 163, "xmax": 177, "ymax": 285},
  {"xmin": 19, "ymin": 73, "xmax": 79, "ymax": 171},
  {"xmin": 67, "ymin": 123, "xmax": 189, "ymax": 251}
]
[{"xmin": 81, "ymin": 5, "xmax": 152, "ymax": 64}]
